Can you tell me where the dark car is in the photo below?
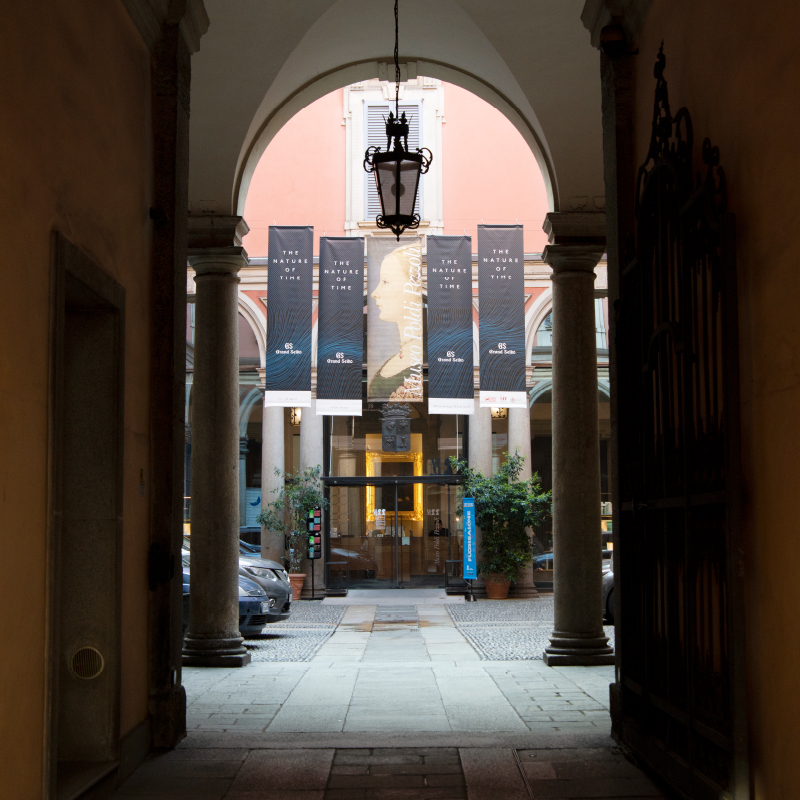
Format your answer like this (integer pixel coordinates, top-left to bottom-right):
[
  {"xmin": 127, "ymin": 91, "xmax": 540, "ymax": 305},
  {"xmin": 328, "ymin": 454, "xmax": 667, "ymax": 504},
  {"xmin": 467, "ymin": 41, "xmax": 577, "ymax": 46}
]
[
  {"xmin": 532, "ymin": 551, "xmax": 613, "ymax": 591},
  {"xmin": 183, "ymin": 536, "xmax": 291, "ymax": 623},
  {"xmin": 181, "ymin": 555, "xmax": 275, "ymax": 638}
]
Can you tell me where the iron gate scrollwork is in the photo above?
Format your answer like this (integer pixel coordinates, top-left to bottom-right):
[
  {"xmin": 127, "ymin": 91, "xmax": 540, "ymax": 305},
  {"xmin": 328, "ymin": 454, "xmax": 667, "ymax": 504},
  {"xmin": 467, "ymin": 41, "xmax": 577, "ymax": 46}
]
[{"xmin": 616, "ymin": 48, "xmax": 747, "ymax": 799}]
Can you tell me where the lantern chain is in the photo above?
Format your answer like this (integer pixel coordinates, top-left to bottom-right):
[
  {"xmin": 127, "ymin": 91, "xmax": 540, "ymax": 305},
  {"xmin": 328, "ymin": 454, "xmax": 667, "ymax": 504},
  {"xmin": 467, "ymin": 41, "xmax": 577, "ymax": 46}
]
[{"xmin": 394, "ymin": 0, "xmax": 400, "ymax": 118}]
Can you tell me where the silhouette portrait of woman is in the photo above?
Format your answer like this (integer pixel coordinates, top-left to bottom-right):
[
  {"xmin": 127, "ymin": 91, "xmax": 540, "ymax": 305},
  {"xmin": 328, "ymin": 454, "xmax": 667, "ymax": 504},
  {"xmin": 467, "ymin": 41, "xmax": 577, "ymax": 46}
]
[{"xmin": 368, "ymin": 242, "xmax": 423, "ymax": 401}]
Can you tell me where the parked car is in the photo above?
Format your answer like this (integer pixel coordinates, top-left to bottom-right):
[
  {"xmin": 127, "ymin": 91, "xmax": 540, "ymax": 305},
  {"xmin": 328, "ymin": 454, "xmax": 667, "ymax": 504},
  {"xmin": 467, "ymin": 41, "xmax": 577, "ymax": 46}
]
[
  {"xmin": 603, "ymin": 567, "xmax": 615, "ymax": 624},
  {"xmin": 531, "ymin": 551, "xmax": 613, "ymax": 573},
  {"xmin": 181, "ymin": 555, "xmax": 275, "ymax": 638},
  {"xmin": 239, "ymin": 525, "xmax": 261, "ymax": 549},
  {"xmin": 238, "ymin": 553, "xmax": 292, "ymax": 623},
  {"xmin": 237, "ymin": 573, "xmax": 273, "ymax": 637},
  {"xmin": 182, "ymin": 538, "xmax": 292, "ymax": 624}
]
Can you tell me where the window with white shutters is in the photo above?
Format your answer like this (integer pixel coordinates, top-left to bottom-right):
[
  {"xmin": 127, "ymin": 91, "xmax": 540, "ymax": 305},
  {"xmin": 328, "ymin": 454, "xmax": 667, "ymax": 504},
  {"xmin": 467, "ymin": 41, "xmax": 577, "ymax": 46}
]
[{"xmin": 364, "ymin": 103, "xmax": 422, "ymax": 221}]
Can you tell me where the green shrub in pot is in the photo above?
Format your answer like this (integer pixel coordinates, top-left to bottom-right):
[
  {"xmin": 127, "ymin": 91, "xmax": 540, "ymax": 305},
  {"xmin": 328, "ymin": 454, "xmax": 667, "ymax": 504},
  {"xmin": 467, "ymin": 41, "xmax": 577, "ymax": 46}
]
[{"xmin": 450, "ymin": 452, "xmax": 550, "ymax": 585}]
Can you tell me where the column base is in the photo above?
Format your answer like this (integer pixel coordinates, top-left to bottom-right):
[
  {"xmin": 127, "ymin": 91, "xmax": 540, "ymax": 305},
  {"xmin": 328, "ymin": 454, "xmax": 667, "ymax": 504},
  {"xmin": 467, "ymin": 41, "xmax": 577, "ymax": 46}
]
[
  {"xmin": 182, "ymin": 633, "xmax": 251, "ymax": 668},
  {"xmin": 182, "ymin": 652, "xmax": 251, "ymax": 667},
  {"xmin": 543, "ymin": 630, "xmax": 614, "ymax": 666},
  {"xmin": 543, "ymin": 650, "xmax": 615, "ymax": 666},
  {"xmin": 509, "ymin": 582, "xmax": 539, "ymax": 598}
]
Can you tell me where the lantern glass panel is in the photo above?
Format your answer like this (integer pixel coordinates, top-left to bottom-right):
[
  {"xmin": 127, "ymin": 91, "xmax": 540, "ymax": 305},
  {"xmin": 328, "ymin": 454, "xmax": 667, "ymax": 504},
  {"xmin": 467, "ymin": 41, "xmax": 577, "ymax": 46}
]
[
  {"xmin": 397, "ymin": 158, "xmax": 421, "ymax": 217},
  {"xmin": 375, "ymin": 161, "xmax": 396, "ymax": 215}
]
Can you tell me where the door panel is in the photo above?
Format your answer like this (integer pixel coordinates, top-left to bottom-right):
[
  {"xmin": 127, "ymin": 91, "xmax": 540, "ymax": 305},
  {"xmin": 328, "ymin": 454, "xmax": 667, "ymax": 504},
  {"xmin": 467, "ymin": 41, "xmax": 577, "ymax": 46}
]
[{"xmin": 615, "ymin": 51, "xmax": 746, "ymax": 800}]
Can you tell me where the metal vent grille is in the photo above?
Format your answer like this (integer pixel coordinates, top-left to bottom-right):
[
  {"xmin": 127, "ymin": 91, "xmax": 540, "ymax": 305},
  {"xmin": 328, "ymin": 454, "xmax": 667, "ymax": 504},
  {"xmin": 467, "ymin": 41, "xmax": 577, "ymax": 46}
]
[{"xmin": 70, "ymin": 646, "xmax": 104, "ymax": 680}]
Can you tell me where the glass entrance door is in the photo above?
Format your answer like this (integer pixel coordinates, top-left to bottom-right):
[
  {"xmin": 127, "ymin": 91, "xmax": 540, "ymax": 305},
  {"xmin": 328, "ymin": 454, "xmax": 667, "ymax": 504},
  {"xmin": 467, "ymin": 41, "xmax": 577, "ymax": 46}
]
[{"xmin": 327, "ymin": 481, "xmax": 462, "ymax": 589}]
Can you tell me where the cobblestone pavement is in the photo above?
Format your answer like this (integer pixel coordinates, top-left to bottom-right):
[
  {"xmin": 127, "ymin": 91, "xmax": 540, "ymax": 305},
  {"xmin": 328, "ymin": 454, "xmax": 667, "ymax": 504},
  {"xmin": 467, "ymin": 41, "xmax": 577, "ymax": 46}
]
[
  {"xmin": 447, "ymin": 598, "xmax": 615, "ymax": 660},
  {"xmin": 242, "ymin": 602, "xmax": 346, "ymax": 662},
  {"xmin": 114, "ymin": 595, "xmax": 677, "ymax": 799}
]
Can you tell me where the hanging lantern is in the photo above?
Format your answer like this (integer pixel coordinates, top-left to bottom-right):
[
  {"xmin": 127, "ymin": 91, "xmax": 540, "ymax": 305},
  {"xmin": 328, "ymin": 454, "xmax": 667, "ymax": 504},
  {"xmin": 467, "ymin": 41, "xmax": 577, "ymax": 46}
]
[{"xmin": 363, "ymin": 0, "xmax": 432, "ymax": 240}]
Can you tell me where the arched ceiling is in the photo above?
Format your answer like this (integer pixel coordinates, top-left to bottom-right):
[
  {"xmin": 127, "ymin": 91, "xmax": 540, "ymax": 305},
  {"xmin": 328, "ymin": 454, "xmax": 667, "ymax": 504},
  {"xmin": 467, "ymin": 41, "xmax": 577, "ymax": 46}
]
[{"xmin": 189, "ymin": 0, "xmax": 603, "ymax": 220}]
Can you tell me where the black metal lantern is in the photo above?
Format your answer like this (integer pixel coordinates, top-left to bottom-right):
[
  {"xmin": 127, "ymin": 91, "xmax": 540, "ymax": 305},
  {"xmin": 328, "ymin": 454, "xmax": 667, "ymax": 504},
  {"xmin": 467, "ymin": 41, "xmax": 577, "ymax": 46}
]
[{"xmin": 363, "ymin": 0, "xmax": 432, "ymax": 240}]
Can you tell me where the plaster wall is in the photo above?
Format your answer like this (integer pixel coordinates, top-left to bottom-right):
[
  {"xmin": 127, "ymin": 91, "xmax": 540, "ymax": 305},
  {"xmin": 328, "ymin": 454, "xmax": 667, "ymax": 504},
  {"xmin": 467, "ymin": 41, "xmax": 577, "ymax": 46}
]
[
  {"xmin": 242, "ymin": 89, "xmax": 346, "ymax": 256},
  {"xmin": 442, "ymin": 83, "xmax": 549, "ymax": 253},
  {"xmin": 0, "ymin": 2, "xmax": 153, "ymax": 794},
  {"xmin": 636, "ymin": 3, "xmax": 800, "ymax": 796}
]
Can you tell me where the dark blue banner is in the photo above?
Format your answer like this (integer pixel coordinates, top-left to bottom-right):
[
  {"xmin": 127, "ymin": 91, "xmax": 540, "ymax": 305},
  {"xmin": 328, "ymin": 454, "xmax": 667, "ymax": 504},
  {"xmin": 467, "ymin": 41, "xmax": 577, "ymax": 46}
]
[
  {"xmin": 317, "ymin": 237, "xmax": 365, "ymax": 415},
  {"xmin": 264, "ymin": 226, "xmax": 313, "ymax": 406},
  {"xmin": 477, "ymin": 225, "xmax": 526, "ymax": 408},
  {"xmin": 426, "ymin": 235, "xmax": 474, "ymax": 414}
]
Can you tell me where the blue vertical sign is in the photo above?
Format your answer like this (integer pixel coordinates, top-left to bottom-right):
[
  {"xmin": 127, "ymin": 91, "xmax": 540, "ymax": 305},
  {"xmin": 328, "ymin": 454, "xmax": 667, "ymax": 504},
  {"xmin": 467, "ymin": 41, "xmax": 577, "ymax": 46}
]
[{"xmin": 463, "ymin": 498, "xmax": 477, "ymax": 579}]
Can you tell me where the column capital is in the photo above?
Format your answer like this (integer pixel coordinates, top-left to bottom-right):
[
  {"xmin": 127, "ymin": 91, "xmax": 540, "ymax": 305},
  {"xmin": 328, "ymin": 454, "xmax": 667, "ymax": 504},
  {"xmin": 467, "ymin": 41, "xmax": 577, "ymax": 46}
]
[
  {"xmin": 188, "ymin": 215, "xmax": 250, "ymax": 249},
  {"xmin": 543, "ymin": 244, "xmax": 605, "ymax": 276},
  {"xmin": 543, "ymin": 211, "xmax": 606, "ymax": 246},
  {"xmin": 188, "ymin": 249, "xmax": 248, "ymax": 277}
]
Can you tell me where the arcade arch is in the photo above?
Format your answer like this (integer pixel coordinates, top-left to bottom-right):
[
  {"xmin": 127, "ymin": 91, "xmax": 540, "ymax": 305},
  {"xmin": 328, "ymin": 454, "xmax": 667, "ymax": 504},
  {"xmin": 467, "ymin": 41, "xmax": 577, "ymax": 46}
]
[{"xmin": 189, "ymin": 0, "xmax": 606, "ymax": 219}]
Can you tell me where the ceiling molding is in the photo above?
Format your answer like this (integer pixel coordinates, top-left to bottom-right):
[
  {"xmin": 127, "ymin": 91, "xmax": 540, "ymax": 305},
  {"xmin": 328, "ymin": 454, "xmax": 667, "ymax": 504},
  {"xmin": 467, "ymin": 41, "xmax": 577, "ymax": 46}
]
[
  {"xmin": 581, "ymin": 0, "xmax": 654, "ymax": 49},
  {"xmin": 121, "ymin": 0, "xmax": 209, "ymax": 54}
]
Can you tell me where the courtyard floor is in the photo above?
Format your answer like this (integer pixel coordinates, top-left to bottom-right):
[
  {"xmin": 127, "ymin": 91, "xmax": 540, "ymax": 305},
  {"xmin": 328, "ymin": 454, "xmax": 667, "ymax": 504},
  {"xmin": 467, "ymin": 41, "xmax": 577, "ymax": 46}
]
[{"xmin": 113, "ymin": 591, "xmax": 676, "ymax": 799}]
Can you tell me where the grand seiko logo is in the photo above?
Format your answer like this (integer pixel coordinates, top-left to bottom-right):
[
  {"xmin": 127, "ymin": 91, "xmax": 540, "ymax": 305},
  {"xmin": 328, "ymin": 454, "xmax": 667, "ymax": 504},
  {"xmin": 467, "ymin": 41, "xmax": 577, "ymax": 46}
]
[{"xmin": 277, "ymin": 342, "xmax": 302, "ymax": 354}]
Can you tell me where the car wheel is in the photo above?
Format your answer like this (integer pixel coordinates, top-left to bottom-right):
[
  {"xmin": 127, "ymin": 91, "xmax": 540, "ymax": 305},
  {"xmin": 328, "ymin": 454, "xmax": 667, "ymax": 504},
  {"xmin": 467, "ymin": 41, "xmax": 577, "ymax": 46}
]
[{"xmin": 605, "ymin": 588, "xmax": 615, "ymax": 624}]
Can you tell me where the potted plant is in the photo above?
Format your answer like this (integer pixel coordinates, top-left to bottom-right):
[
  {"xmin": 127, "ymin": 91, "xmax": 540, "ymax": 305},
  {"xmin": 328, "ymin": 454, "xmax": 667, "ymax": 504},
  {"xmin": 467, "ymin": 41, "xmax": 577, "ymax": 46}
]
[
  {"xmin": 256, "ymin": 464, "xmax": 328, "ymax": 599},
  {"xmin": 450, "ymin": 452, "xmax": 550, "ymax": 599}
]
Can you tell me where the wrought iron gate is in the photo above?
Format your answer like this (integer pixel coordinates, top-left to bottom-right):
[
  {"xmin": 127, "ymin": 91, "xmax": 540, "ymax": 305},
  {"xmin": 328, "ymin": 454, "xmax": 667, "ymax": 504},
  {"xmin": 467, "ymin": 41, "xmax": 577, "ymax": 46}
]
[{"xmin": 616, "ymin": 49, "xmax": 747, "ymax": 799}]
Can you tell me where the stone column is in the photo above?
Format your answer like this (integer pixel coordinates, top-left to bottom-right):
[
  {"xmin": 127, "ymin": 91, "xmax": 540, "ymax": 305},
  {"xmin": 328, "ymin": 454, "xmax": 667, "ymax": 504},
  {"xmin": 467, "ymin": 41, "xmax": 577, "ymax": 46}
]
[
  {"xmin": 468, "ymin": 390, "xmax": 492, "ymax": 475},
  {"xmin": 183, "ymin": 216, "xmax": 250, "ymax": 668},
  {"xmin": 239, "ymin": 437, "xmax": 249, "ymax": 527},
  {"xmin": 542, "ymin": 212, "xmax": 612, "ymax": 665},
  {"xmin": 260, "ymin": 403, "xmax": 285, "ymax": 562},
  {"xmin": 508, "ymin": 404, "xmax": 538, "ymax": 598},
  {"xmin": 300, "ymin": 393, "xmax": 324, "ymax": 474}
]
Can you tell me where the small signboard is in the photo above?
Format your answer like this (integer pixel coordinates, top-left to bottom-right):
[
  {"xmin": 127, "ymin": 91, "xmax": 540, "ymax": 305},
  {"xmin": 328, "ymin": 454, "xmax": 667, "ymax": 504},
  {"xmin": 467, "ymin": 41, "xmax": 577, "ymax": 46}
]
[
  {"xmin": 374, "ymin": 508, "xmax": 386, "ymax": 530},
  {"xmin": 463, "ymin": 498, "xmax": 477, "ymax": 580},
  {"xmin": 306, "ymin": 506, "xmax": 322, "ymax": 559}
]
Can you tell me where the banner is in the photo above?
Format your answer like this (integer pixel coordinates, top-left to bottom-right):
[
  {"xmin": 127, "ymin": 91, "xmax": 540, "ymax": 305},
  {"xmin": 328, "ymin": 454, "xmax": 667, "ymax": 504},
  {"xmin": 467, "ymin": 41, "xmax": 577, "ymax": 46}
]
[
  {"xmin": 426, "ymin": 235, "xmax": 474, "ymax": 414},
  {"xmin": 463, "ymin": 497, "xmax": 477, "ymax": 580},
  {"xmin": 477, "ymin": 225, "xmax": 526, "ymax": 408},
  {"xmin": 366, "ymin": 236, "xmax": 424, "ymax": 403},
  {"xmin": 264, "ymin": 226, "xmax": 313, "ymax": 406},
  {"xmin": 316, "ymin": 237, "xmax": 365, "ymax": 416}
]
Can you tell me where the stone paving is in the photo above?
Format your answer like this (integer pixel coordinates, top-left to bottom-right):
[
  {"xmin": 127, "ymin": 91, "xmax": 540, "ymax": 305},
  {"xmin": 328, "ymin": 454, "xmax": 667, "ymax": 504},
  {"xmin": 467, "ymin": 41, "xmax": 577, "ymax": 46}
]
[{"xmin": 113, "ymin": 593, "xmax": 677, "ymax": 799}]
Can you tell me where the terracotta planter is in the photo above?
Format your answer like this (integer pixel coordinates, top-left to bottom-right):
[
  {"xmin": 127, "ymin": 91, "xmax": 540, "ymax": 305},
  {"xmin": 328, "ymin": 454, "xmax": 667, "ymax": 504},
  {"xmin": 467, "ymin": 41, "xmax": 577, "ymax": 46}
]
[
  {"xmin": 288, "ymin": 573, "xmax": 306, "ymax": 600},
  {"xmin": 484, "ymin": 575, "xmax": 511, "ymax": 599}
]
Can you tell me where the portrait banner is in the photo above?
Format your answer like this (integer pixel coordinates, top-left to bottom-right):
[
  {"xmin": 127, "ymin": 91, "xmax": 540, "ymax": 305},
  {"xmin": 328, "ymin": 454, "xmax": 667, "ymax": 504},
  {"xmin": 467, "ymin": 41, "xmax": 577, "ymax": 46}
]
[
  {"xmin": 317, "ymin": 237, "xmax": 365, "ymax": 416},
  {"xmin": 426, "ymin": 235, "xmax": 474, "ymax": 414},
  {"xmin": 367, "ymin": 236, "xmax": 424, "ymax": 403},
  {"xmin": 264, "ymin": 226, "xmax": 313, "ymax": 406},
  {"xmin": 477, "ymin": 225, "xmax": 526, "ymax": 408}
]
